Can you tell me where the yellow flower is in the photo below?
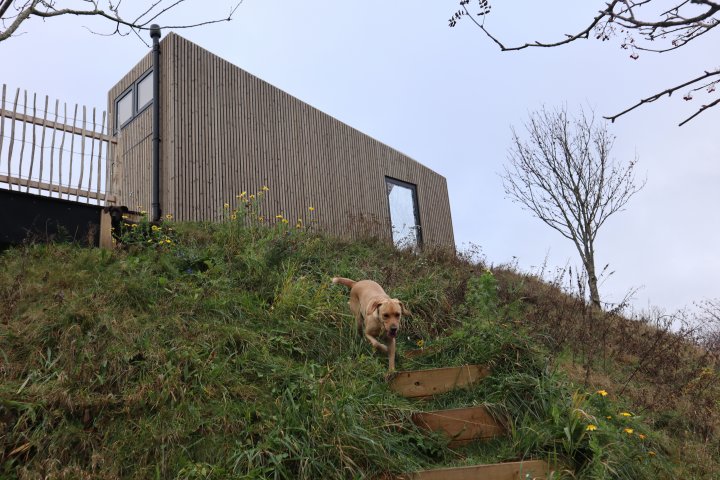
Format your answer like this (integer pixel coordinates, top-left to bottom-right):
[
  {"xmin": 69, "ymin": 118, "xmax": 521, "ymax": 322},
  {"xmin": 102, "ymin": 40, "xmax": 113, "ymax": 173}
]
[
  {"xmin": 231, "ymin": 214, "xmax": 237, "ymax": 220},
  {"xmin": 121, "ymin": 214, "xmax": 129, "ymax": 219},
  {"xmin": 237, "ymin": 191, "xmax": 247, "ymax": 198},
  {"xmin": 596, "ymin": 390, "xmax": 608, "ymax": 397},
  {"xmin": 151, "ymin": 225, "xmax": 160, "ymax": 231},
  {"xmin": 165, "ymin": 213, "xmax": 173, "ymax": 220},
  {"xmin": 416, "ymin": 339, "xmax": 425, "ymax": 348},
  {"xmin": 140, "ymin": 210, "xmax": 147, "ymax": 215},
  {"xmin": 165, "ymin": 239, "xmax": 172, "ymax": 244},
  {"xmin": 586, "ymin": 424, "xmax": 598, "ymax": 432},
  {"xmin": 131, "ymin": 223, "xmax": 138, "ymax": 228},
  {"xmin": 638, "ymin": 433, "xmax": 646, "ymax": 440},
  {"xmin": 262, "ymin": 185, "xmax": 269, "ymax": 191},
  {"xmin": 620, "ymin": 412, "xmax": 632, "ymax": 417},
  {"xmin": 224, "ymin": 203, "xmax": 230, "ymax": 209},
  {"xmin": 275, "ymin": 214, "xmax": 284, "ymax": 219},
  {"xmin": 624, "ymin": 428, "xmax": 634, "ymax": 435},
  {"xmin": 258, "ymin": 216, "xmax": 264, "ymax": 222},
  {"xmin": 606, "ymin": 416, "xmax": 613, "ymax": 420},
  {"xmin": 281, "ymin": 218, "xmax": 289, "ymax": 224},
  {"xmin": 648, "ymin": 451, "xmax": 656, "ymax": 456},
  {"xmin": 249, "ymin": 194, "xmax": 255, "ymax": 200},
  {"xmin": 308, "ymin": 206, "xmax": 315, "ymax": 212}
]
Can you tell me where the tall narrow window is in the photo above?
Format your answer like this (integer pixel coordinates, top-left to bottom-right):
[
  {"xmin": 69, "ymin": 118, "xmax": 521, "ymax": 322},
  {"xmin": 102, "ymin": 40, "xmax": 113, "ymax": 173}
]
[
  {"xmin": 116, "ymin": 89, "xmax": 133, "ymax": 128},
  {"xmin": 386, "ymin": 177, "xmax": 422, "ymax": 250},
  {"xmin": 136, "ymin": 71, "xmax": 153, "ymax": 111}
]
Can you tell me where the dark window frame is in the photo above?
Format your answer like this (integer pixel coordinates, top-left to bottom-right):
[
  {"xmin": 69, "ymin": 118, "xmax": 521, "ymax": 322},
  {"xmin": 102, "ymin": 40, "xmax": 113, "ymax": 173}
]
[
  {"xmin": 385, "ymin": 176, "xmax": 423, "ymax": 249},
  {"xmin": 114, "ymin": 68, "xmax": 153, "ymax": 133}
]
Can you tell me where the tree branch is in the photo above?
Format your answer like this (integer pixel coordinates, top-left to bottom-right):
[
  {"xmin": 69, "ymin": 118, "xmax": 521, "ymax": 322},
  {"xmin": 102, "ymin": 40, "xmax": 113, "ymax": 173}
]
[
  {"xmin": 604, "ymin": 69, "xmax": 720, "ymax": 124},
  {"xmin": 1, "ymin": 0, "xmax": 243, "ymax": 43}
]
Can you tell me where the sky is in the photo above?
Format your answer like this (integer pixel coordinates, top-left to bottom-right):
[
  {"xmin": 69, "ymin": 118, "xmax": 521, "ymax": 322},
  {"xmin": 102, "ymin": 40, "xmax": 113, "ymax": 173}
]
[{"xmin": 1, "ymin": 1, "xmax": 718, "ymax": 315}]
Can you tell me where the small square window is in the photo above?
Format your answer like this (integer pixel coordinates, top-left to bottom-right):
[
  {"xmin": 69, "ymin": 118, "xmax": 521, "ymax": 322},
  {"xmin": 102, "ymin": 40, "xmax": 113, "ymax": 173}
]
[
  {"xmin": 137, "ymin": 71, "xmax": 153, "ymax": 111},
  {"xmin": 116, "ymin": 90, "xmax": 133, "ymax": 128}
]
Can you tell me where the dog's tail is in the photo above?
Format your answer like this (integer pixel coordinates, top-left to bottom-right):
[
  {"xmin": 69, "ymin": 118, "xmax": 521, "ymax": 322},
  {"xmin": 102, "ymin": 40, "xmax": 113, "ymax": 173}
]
[{"xmin": 332, "ymin": 277, "xmax": 356, "ymax": 289}]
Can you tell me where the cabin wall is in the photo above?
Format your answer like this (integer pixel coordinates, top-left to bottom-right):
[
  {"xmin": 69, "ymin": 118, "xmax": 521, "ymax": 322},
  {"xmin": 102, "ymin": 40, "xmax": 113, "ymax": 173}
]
[{"xmin": 107, "ymin": 33, "xmax": 454, "ymax": 248}]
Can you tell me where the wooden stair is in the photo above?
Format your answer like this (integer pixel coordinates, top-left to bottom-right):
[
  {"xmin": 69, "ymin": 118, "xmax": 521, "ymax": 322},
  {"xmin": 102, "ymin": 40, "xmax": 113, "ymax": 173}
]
[
  {"xmin": 390, "ymin": 365, "xmax": 553, "ymax": 479},
  {"xmin": 412, "ymin": 405, "xmax": 505, "ymax": 446},
  {"xmin": 389, "ymin": 364, "xmax": 490, "ymax": 398},
  {"xmin": 401, "ymin": 460, "xmax": 550, "ymax": 480}
]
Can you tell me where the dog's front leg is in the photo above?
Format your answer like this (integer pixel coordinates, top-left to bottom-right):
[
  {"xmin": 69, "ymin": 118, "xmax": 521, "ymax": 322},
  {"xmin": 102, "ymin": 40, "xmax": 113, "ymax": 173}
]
[
  {"xmin": 364, "ymin": 333, "xmax": 389, "ymax": 353},
  {"xmin": 387, "ymin": 337, "xmax": 396, "ymax": 372},
  {"xmin": 355, "ymin": 312, "xmax": 364, "ymax": 337}
]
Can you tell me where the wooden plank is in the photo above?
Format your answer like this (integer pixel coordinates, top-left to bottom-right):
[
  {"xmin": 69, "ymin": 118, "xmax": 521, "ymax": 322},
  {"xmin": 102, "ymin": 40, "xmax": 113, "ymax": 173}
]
[
  {"xmin": 0, "ymin": 107, "xmax": 116, "ymax": 144},
  {"xmin": 99, "ymin": 209, "xmax": 114, "ymax": 249},
  {"xmin": 412, "ymin": 406, "xmax": 505, "ymax": 446},
  {"xmin": 0, "ymin": 85, "xmax": 5, "ymax": 177},
  {"xmin": 37, "ymin": 95, "xmax": 49, "ymax": 195},
  {"xmin": 58, "ymin": 103, "xmax": 67, "ymax": 199},
  {"xmin": 49, "ymin": 98, "xmax": 59, "ymax": 197},
  {"xmin": 6, "ymin": 88, "xmax": 19, "ymax": 190},
  {"xmin": 17, "ymin": 91, "xmax": 28, "ymax": 190},
  {"xmin": 98, "ymin": 111, "xmax": 106, "ymax": 198},
  {"xmin": 26, "ymin": 92, "xmax": 37, "ymax": 193},
  {"xmin": 68, "ymin": 103, "xmax": 78, "ymax": 201},
  {"xmin": 0, "ymin": 174, "xmax": 116, "ymax": 203},
  {"xmin": 389, "ymin": 365, "xmax": 490, "ymax": 399},
  {"xmin": 87, "ymin": 108, "xmax": 96, "ymax": 195},
  {"xmin": 77, "ymin": 106, "xmax": 86, "ymax": 202},
  {"xmin": 402, "ymin": 460, "xmax": 550, "ymax": 480}
]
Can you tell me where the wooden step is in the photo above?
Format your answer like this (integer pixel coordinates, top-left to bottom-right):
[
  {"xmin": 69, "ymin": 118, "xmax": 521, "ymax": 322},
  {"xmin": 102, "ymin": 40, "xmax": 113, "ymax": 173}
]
[
  {"xmin": 402, "ymin": 460, "xmax": 550, "ymax": 480},
  {"xmin": 389, "ymin": 365, "xmax": 490, "ymax": 399},
  {"xmin": 412, "ymin": 406, "xmax": 505, "ymax": 446}
]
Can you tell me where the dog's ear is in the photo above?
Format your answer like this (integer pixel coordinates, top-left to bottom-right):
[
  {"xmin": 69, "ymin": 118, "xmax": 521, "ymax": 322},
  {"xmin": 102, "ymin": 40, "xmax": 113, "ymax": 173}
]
[
  {"xmin": 395, "ymin": 299, "xmax": 411, "ymax": 316},
  {"xmin": 120, "ymin": 206, "xmax": 129, "ymax": 213},
  {"xmin": 367, "ymin": 299, "xmax": 384, "ymax": 317}
]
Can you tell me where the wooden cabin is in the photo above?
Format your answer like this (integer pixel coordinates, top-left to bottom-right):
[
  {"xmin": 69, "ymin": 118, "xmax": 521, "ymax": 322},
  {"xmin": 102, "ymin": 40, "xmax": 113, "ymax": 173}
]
[{"xmin": 107, "ymin": 33, "xmax": 454, "ymax": 249}]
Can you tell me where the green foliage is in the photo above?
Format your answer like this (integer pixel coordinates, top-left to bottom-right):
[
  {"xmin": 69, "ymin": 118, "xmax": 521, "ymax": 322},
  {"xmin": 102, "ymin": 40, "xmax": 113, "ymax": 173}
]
[{"xmin": 0, "ymin": 210, "xmax": 714, "ymax": 479}]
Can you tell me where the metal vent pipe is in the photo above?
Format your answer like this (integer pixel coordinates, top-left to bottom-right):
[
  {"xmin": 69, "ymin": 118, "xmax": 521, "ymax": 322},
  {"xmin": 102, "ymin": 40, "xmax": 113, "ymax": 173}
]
[{"xmin": 150, "ymin": 24, "xmax": 162, "ymax": 222}]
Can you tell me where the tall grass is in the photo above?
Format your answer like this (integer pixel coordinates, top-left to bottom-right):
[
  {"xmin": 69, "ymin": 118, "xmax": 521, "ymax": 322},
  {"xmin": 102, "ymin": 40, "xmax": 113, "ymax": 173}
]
[{"xmin": 0, "ymin": 212, "xmax": 715, "ymax": 479}]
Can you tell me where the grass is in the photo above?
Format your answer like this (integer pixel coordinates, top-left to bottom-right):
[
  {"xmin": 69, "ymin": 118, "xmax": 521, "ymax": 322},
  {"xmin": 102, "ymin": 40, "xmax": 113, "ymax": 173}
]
[{"xmin": 0, "ymin": 212, "xmax": 717, "ymax": 479}]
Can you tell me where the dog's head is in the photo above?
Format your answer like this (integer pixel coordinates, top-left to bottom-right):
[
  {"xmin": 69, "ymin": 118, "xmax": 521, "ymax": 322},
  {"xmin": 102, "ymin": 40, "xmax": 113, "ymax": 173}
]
[
  {"xmin": 102, "ymin": 205, "xmax": 130, "ymax": 223},
  {"xmin": 369, "ymin": 298, "xmax": 406, "ymax": 338}
]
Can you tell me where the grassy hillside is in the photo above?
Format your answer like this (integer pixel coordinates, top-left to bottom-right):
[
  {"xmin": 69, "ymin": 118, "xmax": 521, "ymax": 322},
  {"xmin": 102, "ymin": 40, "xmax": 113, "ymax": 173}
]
[{"xmin": 1, "ymin": 211, "xmax": 718, "ymax": 479}]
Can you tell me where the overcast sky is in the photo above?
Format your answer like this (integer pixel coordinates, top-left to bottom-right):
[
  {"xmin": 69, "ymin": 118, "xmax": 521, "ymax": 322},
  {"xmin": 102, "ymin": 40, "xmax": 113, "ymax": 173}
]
[{"xmin": 1, "ymin": 1, "xmax": 718, "ymax": 314}]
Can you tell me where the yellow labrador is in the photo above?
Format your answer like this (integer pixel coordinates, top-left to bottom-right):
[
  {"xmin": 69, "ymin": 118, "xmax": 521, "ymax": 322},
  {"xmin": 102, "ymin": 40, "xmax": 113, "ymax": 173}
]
[{"xmin": 332, "ymin": 277, "xmax": 405, "ymax": 371}]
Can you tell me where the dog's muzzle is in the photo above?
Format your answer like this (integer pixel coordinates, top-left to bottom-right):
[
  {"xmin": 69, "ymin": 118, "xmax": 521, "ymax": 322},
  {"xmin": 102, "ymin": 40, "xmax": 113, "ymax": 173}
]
[{"xmin": 388, "ymin": 326, "xmax": 398, "ymax": 338}]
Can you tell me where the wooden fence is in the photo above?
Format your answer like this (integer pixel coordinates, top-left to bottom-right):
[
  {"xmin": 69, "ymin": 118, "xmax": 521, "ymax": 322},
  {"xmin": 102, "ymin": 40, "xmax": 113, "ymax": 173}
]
[{"xmin": 0, "ymin": 84, "xmax": 116, "ymax": 204}]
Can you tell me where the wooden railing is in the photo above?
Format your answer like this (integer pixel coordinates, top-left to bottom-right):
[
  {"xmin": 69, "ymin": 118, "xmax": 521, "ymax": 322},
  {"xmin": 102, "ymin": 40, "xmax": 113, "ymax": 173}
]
[{"xmin": 0, "ymin": 84, "xmax": 117, "ymax": 204}]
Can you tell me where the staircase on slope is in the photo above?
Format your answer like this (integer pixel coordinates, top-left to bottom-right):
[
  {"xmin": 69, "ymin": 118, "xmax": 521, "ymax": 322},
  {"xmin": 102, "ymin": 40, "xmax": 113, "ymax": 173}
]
[{"xmin": 388, "ymin": 364, "xmax": 552, "ymax": 480}]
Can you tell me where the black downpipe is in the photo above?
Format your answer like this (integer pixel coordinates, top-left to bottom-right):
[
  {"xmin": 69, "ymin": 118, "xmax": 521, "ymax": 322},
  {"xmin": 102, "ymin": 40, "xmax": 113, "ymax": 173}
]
[{"xmin": 150, "ymin": 24, "xmax": 162, "ymax": 223}]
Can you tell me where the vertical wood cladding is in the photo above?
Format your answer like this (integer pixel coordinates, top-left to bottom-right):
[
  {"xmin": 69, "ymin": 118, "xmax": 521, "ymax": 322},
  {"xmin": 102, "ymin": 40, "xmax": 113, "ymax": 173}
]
[{"xmin": 108, "ymin": 33, "xmax": 454, "ymax": 248}]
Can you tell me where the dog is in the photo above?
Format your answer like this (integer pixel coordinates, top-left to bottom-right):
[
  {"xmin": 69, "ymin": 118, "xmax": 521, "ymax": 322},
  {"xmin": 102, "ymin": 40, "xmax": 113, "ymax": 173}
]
[
  {"xmin": 102, "ymin": 205, "xmax": 133, "ymax": 244},
  {"xmin": 102, "ymin": 206, "xmax": 160, "ymax": 246},
  {"xmin": 332, "ymin": 277, "xmax": 406, "ymax": 371}
]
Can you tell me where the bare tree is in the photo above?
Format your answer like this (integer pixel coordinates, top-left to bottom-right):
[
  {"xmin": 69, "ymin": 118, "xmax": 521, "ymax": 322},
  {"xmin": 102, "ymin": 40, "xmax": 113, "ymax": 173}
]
[
  {"xmin": 449, "ymin": 0, "xmax": 720, "ymax": 126},
  {"xmin": 502, "ymin": 107, "xmax": 645, "ymax": 309},
  {"xmin": 1, "ymin": 0, "xmax": 242, "ymax": 44},
  {"xmin": 697, "ymin": 299, "xmax": 720, "ymax": 358}
]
